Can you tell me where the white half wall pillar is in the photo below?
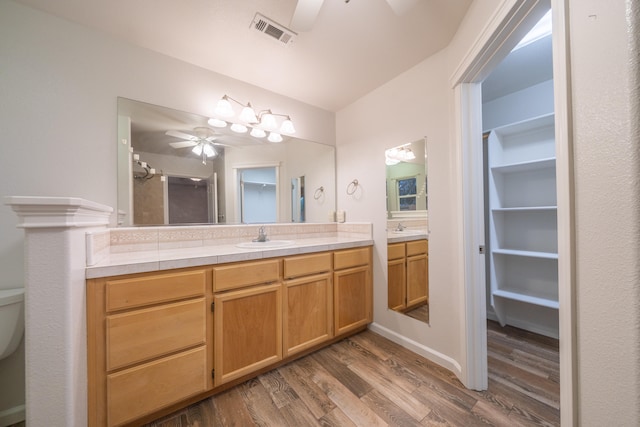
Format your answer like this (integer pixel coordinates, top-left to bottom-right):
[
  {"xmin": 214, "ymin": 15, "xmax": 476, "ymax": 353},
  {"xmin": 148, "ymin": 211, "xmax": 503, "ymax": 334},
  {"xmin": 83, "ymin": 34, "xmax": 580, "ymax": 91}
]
[{"xmin": 5, "ymin": 197, "xmax": 112, "ymax": 427}]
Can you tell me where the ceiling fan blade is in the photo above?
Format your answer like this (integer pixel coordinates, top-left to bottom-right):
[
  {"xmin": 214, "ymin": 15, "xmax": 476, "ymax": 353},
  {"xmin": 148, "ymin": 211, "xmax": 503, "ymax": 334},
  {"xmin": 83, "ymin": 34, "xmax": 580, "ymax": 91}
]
[
  {"xmin": 165, "ymin": 130, "xmax": 198, "ymax": 141},
  {"xmin": 290, "ymin": 0, "xmax": 324, "ymax": 32},
  {"xmin": 211, "ymin": 141, "xmax": 233, "ymax": 148},
  {"xmin": 385, "ymin": 0, "xmax": 419, "ymax": 16},
  {"xmin": 169, "ymin": 140, "xmax": 197, "ymax": 149}
]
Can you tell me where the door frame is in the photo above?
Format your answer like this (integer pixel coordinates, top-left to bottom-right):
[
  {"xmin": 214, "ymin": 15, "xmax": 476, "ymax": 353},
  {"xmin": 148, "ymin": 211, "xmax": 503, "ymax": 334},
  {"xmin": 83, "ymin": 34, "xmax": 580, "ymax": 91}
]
[{"xmin": 450, "ymin": 0, "xmax": 576, "ymax": 425}]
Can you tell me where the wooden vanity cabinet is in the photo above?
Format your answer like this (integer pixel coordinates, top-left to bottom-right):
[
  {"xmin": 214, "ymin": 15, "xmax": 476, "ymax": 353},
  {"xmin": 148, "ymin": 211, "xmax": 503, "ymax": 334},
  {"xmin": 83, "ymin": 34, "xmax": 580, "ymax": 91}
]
[
  {"xmin": 87, "ymin": 269, "xmax": 212, "ymax": 427},
  {"xmin": 283, "ymin": 253, "xmax": 333, "ymax": 357},
  {"xmin": 87, "ymin": 245, "xmax": 373, "ymax": 426},
  {"xmin": 387, "ymin": 240, "xmax": 429, "ymax": 312},
  {"xmin": 406, "ymin": 240, "xmax": 429, "ymax": 308},
  {"xmin": 333, "ymin": 247, "xmax": 373, "ymax": 335},
  {"xmin": 212, "ymin": 259, "xmax": 282, "ymax": 386},
  {"xmin": 387, "ymin": 243, "xmax": 407, "ymax": 311}
]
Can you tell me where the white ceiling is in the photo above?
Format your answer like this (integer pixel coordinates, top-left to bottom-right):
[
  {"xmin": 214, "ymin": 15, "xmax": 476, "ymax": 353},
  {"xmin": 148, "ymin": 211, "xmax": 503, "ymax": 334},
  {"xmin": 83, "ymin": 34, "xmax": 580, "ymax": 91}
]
[{"xmin": 15, "ymin": 0, "xmax": 472, "ymax": 112}]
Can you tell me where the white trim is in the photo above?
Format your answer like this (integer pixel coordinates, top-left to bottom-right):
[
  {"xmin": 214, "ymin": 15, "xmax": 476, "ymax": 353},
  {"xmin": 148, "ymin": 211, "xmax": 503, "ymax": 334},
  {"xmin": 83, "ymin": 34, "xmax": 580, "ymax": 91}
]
[
  {"xmin": 451, "ymin": 0, "xmax": 576, "ymax": 420},
  {"xmin": 550, "ymin": 0, "xmax": 577, "ymax": 425},
  {"xmin": 455, "ymin": 83, "xmax": 488, "ymax": 390},
  {"xmin": 368, "ymin": 322, "xmax": 462, "ymax": 376},
  {"xmin": 450, "ymin": 0, "xmax": 549, "ymax": 87},
  {"xmin": 4, "ymin": 196, "xmax": 112, "ymax": 228}
]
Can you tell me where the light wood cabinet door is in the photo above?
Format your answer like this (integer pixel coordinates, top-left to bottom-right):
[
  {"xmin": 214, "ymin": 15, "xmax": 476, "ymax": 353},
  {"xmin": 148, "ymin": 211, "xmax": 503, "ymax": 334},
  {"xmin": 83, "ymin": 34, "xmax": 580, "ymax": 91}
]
[
  {"xmin": 333, "ymin": 265, "xmax": 372, "ymax": 336},
  {"xmin": 387, "ymin": 258, "xmax": 406, "ymax": 311},
  {"xmin": 283, "ymin": 272, "xmax": 333, "ymax": 357},
  {"xmin": 214, "ymin": 283, "xmax": 282, "ymax": 385},
  {"xmin": 406, "ymin": 253, "xmax": 428, "ymax": 308},
  {"xmin": 106, "ymin": 346, "xmax": 207, "ymax": 427}
]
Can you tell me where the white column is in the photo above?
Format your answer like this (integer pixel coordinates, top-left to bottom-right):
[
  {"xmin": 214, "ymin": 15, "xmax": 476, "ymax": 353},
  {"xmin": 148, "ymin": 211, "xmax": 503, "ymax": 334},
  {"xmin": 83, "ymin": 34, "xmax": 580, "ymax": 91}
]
[{"xmin": 5, "ymin": 197, "xmax": 112, "ymax": 427}]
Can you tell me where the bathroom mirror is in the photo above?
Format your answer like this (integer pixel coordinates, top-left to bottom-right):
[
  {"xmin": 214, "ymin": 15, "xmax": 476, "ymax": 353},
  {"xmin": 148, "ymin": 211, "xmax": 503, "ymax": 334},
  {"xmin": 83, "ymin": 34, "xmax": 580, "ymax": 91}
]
[
  {"xmin": 385, "ymin": 138, "xmax": 429, "ymax": 323},
  {"xmin": 117, "ymin": 98, "xmax": 336, "ymax": 226}
]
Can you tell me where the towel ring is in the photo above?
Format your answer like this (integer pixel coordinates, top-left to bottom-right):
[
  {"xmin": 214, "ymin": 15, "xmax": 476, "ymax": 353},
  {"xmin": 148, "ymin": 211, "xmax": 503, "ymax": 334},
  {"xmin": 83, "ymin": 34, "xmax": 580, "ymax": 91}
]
[
  {"xmin": 313, "ymin": 186, "xmax": 324, "ymax": 200},
  {"xmin": 346, "ymin": 179, "xmax": 359, "ymax": 195}
]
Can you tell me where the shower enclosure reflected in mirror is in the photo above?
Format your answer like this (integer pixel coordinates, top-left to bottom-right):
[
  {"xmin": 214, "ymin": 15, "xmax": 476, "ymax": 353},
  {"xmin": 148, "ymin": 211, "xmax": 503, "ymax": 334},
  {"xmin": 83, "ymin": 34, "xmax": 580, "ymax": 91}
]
[
  {"xmin": 117, "ymin": 98, "xmax": 336, "ymax": 226},
  {"xmin": 386, "ymin": 137, "xmax": 430, "ymax": 323}
]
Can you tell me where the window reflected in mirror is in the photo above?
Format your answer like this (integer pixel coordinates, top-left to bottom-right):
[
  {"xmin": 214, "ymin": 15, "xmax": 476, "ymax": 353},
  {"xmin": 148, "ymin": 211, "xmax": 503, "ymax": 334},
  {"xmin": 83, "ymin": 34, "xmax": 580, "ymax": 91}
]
[{"xmin": 385, "ymin": 138, "xmax": 429, "ymax": 324}]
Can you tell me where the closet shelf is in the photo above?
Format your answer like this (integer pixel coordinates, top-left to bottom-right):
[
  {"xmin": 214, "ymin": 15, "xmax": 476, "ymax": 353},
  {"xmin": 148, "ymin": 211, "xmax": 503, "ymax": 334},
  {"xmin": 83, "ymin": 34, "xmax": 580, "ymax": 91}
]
[
  {"xmin": 493, "ymin": 289, "xmax": 559, "ymax": 309},
  {"xmin": 492, "ymin": 248, "xmax": 558, "ymax": 259},
  {"xmin": 492, "ymin": 206, "xmax": 557, "ymax": 212},
  {"xmin": 491, "ymin": 157, "xmax": 556, "ymax": 174}
]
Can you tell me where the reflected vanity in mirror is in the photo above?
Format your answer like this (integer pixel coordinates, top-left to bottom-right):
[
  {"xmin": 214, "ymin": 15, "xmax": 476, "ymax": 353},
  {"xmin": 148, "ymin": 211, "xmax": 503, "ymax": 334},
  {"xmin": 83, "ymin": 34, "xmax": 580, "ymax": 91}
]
[
  {"xmin": 117, "ymin": 98, "xmax": 336, "ymax": 226},
  {"xmin": 386, "ymin": 138, "xmax": 430, "ymax": 323}
]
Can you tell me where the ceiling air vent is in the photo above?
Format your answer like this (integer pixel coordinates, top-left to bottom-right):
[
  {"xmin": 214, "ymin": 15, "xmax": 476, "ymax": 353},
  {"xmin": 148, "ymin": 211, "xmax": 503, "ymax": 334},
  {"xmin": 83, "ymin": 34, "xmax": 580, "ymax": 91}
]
[{"xmin": 251, "ymin": 13, "xmax": 297, "ymax": 45}]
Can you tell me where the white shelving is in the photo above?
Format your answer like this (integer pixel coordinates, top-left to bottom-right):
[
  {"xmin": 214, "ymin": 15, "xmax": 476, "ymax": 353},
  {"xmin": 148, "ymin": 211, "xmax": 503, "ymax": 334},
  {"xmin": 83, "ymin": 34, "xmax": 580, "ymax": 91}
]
[{"xmin": 487, "ymin": 113, "xmax": 559, "ymax": 328}]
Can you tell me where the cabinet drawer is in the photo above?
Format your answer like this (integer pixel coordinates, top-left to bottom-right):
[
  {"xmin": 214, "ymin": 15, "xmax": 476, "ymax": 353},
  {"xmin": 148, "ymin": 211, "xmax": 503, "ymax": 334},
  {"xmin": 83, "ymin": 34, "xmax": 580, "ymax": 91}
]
[
  {"xmin": 334, "ymin": 247, "xmax": 371, "ymax": 270},
  {"xmin": 387, "ymin": 243, "xmax": 406, "ymax": 260},
  {"xmin": 106, "ymin": 270, "xmax": 206, "ymax": 312},
  {"xmin": 283, "ymin": 252, "xmax": 332, "ymax": 279},
  {"xmin": 406, "ymin": 240, "xmax": 428, "ymax": 257},
  {"xmin": 213, "ymin": 259, "xmax": 280, "ymax": 292},
  {"xmin": 107, "ymin": 346, "xmax": 207, "ymax": 427},
  {"xmin": 106, "ymin": 298, "xmax": 206, "ymax": 371}
]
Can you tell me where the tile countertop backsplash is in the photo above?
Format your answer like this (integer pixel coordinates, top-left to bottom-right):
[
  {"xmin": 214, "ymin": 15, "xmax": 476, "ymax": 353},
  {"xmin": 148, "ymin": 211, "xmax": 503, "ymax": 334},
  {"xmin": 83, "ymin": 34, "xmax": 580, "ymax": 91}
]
[{"xmin": 85, "ymin": 222, "xmax": 373, "ymax": 279}]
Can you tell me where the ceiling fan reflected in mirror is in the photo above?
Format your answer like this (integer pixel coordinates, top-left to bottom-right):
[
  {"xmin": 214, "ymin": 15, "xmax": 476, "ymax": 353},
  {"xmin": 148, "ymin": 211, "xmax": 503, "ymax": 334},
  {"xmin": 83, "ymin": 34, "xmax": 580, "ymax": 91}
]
[
  {"xmin": 165, "ymin": 127, "xmax": 231, "ymax": 165},
  {"xmin": 290, "ymin": 0, "xmax": 419, "ymax": 31}
]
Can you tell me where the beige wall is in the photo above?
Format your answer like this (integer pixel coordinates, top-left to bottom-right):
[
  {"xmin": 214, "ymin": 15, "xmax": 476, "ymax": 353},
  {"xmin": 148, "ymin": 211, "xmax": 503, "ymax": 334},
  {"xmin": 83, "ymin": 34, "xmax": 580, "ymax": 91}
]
[{"xmin": 569, "ymin": 0, "xmax": 640, "ymax": 424}]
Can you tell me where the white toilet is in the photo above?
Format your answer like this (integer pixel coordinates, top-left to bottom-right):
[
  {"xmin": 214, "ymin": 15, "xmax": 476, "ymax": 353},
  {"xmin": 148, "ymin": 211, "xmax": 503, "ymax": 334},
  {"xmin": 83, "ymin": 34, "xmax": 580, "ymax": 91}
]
[{"xmin": 0, "ymin": 287, "xmax": 25, "ymax": 361}]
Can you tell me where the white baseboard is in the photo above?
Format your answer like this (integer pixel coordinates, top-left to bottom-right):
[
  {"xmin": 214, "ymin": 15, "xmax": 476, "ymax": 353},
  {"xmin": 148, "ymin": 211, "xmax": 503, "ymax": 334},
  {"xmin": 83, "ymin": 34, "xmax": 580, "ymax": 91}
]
[
  {"xmin": 368, "ymin": 322, "xmax": 463, "ymax": 379},
  {"xmin": 0, "ymin": 404, "xmax": 25, "ymax": 427}
]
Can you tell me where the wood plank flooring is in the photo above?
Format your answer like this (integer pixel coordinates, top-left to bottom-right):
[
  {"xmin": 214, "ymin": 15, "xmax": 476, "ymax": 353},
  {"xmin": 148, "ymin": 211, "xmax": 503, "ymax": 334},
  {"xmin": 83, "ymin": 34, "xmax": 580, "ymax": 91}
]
[{"xmin": 144, "ymin": 321, "xmax": 559, "ymax": 426}]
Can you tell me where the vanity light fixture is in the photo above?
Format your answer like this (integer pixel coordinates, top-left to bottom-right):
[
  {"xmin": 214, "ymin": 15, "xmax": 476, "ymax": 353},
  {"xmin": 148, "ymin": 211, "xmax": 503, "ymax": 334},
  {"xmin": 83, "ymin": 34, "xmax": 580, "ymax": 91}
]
[
  {"xmin": 250, "ymin": 128, "xmax": 267, "ymax": 138},
  {"xmin": 268, "ymin": 132, "xmax": 283, "ymax": 143},
  {"xmin": 207, "ymin": 118, "xmax": 227, "ymax": 128},
  {"xmin": 212, "ymin": 94, "xmax": 296, "ymax": 141},
  {"xmin": 385, "ymin": 144, "xmax": 416, "ymax": 165},
  {"xmin": 230, "ymin": 123, "xmax": 248, "ymax": 133}
]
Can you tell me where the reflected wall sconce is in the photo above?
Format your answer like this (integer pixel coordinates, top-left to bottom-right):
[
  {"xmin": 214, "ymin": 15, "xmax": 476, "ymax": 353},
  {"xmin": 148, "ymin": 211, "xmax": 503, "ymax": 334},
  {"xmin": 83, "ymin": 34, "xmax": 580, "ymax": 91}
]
[
  {"xmin": 385, "ymin": 143, "xmax": 416, "ymax": 165},
  {"xmin": 211, "ymin": 94, "xmax": 296, "ymax": 142}
]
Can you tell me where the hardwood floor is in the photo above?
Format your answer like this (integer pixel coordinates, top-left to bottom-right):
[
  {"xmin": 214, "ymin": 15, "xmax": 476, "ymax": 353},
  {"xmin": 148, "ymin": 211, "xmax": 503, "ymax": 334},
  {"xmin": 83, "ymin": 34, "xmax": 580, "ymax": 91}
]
[
  {"xmin": 403, "ymin": 303, "xmax": 429, "ymax": 323},
  {"xmin": 144, "ymin": 321, "xmax": 559, "ymax": 426}
]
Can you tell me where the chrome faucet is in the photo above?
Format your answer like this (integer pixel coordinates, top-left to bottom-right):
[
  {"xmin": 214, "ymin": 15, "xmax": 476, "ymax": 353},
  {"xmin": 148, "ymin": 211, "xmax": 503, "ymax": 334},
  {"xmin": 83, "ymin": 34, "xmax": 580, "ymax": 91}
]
[
  {"xmin": 395, "ymin": 223, "xmax": 406, "ymax": 231},
  {"xmin": 252, "ymin": 226, "xmax": 269, "ymax": 242}
]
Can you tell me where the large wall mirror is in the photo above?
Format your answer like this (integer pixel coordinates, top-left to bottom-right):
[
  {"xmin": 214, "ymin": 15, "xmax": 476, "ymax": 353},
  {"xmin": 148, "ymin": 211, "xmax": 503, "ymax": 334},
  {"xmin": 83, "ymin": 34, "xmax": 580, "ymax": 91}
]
[
  {"xmin": 386, "ymin": 138, "xmax": 429, "ymax": 324},
  {"xmin": 117, "ymin": 98, "xmax": 336, "ymax": 226}
]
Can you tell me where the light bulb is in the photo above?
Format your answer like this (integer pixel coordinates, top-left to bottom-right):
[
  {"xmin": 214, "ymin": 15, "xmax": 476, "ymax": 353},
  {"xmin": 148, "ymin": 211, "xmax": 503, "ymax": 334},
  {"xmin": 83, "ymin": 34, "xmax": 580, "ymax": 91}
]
[
  {"xmin": 203, "ymin": 144, "xmax": 216, "ymax": 158},
  {"xmin": 239, "ymin": 104, "xmax": 258, "ymax": 123},
  {"xmin": 268, "ymin": 132, "xmax": 283, "ymax": 143},
  {"xmin": 250, "ymin": 128, "xmax": 266, "ymax": 138},
  {"xmin": 261, "ymin": 113, "xmax": 277, "ymax": 131},
  {"xmin": 279, "ymin": 118, "xmax": 296, "ymax": 134},
  {"xmin": 230, "ymin": 123, "xmax": 248, "ymax": 133},
  {"xmin": 208, "ymin": 118, "xmax": 227, "ymax": 128},
  {"xmin": 192, "ymin": 144, "xmax": 203, "ymax": 156},
  {"xmin": 214, "ymin": 97, "xmax": 234, "ymax": 117}
]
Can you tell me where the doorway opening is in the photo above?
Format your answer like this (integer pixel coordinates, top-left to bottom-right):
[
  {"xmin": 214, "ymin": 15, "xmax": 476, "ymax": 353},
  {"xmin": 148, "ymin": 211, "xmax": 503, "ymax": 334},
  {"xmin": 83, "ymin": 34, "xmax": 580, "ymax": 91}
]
[{"xmin": 237, "ymin": 166, "xmax": 278, "ymax": 224}]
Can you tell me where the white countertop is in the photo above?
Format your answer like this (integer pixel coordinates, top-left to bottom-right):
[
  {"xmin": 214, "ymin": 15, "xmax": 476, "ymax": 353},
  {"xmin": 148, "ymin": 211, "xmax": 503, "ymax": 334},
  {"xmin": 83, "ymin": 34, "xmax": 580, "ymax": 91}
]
[
  {"xmin": 386, "ymin": 230, "xmax": 428, "ymax": 244},
  {"xmin": 86, "ymin": 236, "xmax": 374, "ymax": 279}
]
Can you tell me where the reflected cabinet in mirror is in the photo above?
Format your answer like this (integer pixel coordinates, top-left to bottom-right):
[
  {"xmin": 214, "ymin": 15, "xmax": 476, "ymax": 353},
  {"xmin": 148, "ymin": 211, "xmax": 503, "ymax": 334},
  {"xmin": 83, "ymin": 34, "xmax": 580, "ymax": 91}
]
[
  {"xmin": 386, "ymin": 138, "xmax": 429, "ymax": 323},
  {"xmin": 117, "ymin": 98, "xmax": 336, "ymax": 226}
]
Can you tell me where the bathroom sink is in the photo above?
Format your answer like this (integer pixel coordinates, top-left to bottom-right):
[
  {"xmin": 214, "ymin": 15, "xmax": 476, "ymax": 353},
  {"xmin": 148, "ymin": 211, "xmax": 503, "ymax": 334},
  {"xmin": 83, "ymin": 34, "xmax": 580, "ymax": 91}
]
[
  {"xmin": 392, "ymin": 229, "xmax": 423, "ymax": 235},
  {"xmin": 235, "ymin": 240, "xmax": 295, "ymax": 249}
]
